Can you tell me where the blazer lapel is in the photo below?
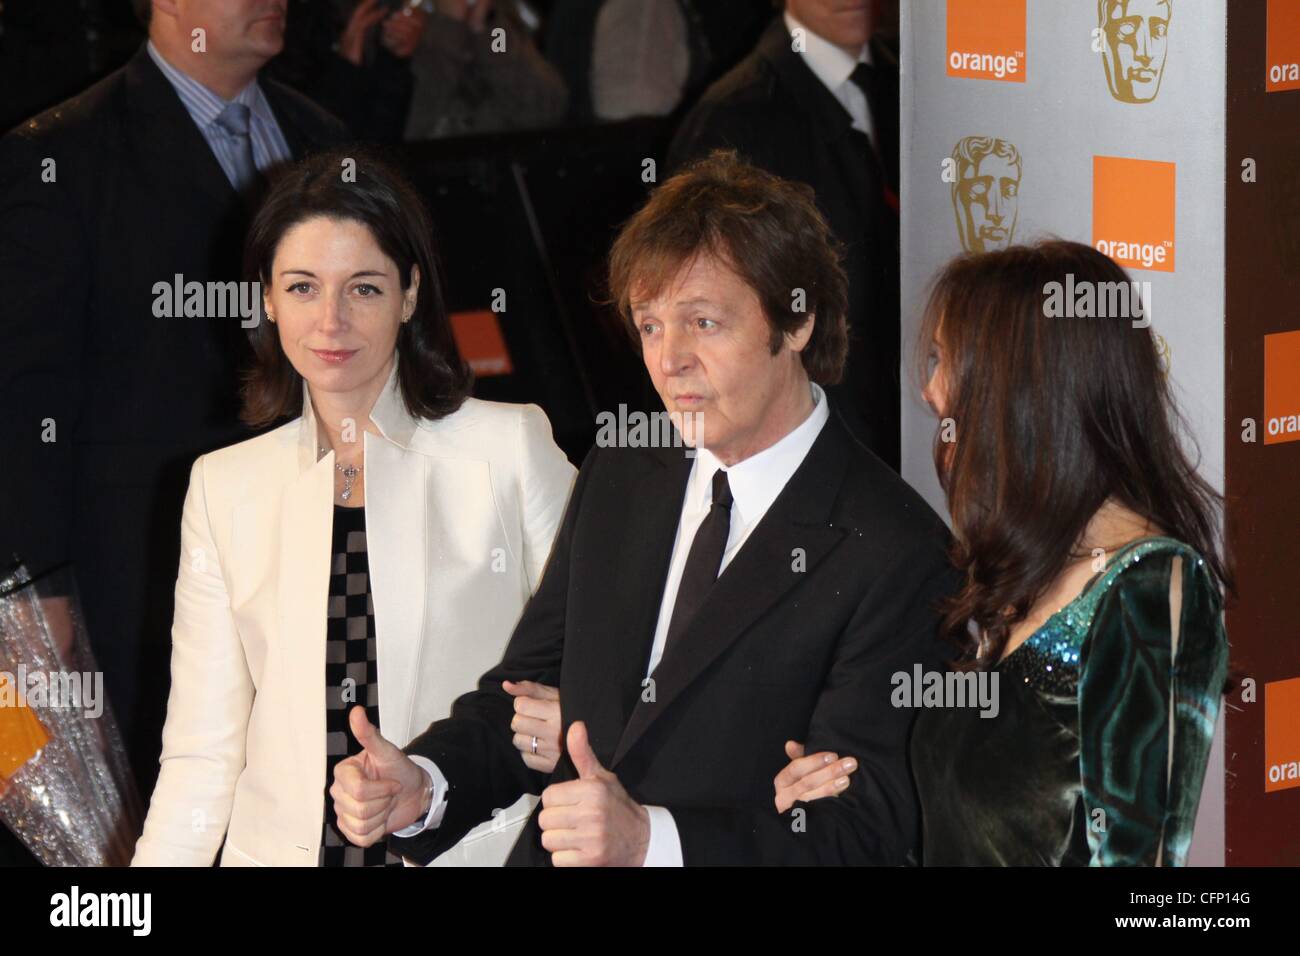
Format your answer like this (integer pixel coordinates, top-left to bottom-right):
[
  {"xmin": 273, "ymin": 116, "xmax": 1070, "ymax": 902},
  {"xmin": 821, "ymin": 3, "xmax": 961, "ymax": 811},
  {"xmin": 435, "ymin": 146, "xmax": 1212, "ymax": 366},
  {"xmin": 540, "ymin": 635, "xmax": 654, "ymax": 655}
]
[
  {"xmin": 361, "ymin": 436, "xmax": 427, "ymax": 748},
  {"xmin": 611, "ymin": 415, "xmax": 853, "ymax": 768},
  {"xmin": 278, "ymin": 447, "xmax": 334, "ymax": 807}
]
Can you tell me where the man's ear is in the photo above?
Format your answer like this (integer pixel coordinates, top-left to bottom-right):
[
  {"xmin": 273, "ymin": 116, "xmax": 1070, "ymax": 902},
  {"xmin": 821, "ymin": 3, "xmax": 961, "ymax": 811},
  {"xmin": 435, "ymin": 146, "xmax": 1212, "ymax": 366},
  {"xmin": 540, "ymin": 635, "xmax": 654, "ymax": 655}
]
[{"xmin": 785, "ymin": 313, "xmax": 815, "ymax": 353}]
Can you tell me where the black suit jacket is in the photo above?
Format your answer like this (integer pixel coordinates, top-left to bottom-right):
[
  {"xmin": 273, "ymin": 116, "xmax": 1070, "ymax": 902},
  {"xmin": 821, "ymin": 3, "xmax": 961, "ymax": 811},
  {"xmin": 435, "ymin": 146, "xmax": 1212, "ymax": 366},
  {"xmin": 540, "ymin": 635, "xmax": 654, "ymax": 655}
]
[
  {"xmin": 392, "ymin": 403, "xmax": 957, "ymax": 866},
  {"xmin": 667, "ymin": 18, "xmax": 902, "ymax": 472},
  {"xmin": 0, "ymin": 44, "xmax": 346, "ymax": 791}
]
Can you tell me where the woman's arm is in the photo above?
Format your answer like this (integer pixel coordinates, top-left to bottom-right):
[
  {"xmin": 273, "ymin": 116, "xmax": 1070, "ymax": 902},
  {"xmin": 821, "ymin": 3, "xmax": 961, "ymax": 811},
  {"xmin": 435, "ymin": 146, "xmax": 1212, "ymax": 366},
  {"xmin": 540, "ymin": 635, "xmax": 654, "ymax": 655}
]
[
  {"xmin": 1078, "ymin": 551, "xmax": 1229, "ymax": 866},
  {"xmin": 497, "ymin": 405, "xmax": 575, "ymax": 777},
  {"xmin": 516, "ymin": 403, "xmax": 577, "ymax": 593},
  {"xmin": 131, "ymin": 456, "xmax": 255, "ymax": 866}
]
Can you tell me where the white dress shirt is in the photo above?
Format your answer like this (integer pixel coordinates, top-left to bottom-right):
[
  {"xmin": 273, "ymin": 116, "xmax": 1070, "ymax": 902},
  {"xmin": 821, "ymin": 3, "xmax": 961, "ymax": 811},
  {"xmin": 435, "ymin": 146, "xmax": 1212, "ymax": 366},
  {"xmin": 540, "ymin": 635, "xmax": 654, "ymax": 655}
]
[
  {"xmin": 400, "ymin": 383, "xmax": 830, "ymax": 865},
  {"xmin": 783, "ymin": 11, "xmax": 877, "ymax": 149}
]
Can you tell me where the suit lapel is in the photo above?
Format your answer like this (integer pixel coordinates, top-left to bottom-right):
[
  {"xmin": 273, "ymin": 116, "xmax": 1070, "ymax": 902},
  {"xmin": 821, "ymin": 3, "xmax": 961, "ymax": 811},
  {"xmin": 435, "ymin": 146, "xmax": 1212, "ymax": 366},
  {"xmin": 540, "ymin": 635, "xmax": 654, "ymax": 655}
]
[
  {"xmin": 261, "ymin": 78, "xmax": 311, "ymax": 159},
  {"xmin": 611, "ymin": 414, "xmax": 853, "ymax": 768},
  {"xmin": 122, "ymin": 45, "xmax": 237, "ymax": 211},
  {"xmin": 761, "ymin": 19, "xmax": 877, "ymax": 219},
  {"xmin": 575, "ymin": 446, "xmax": 693, "ymax": 762}
]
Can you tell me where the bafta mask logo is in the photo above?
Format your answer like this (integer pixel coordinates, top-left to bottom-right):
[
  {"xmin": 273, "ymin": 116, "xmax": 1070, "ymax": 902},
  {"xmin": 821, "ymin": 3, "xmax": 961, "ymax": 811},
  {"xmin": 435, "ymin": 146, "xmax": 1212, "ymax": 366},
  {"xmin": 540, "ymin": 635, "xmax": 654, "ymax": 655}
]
[
  {"xmin": 1099, "ymin": 0, "xmax": 1172, "ymax": 103},
  {"xmin": 951, "ymin": 136, "xmax": 1021, "ymax": 253}
]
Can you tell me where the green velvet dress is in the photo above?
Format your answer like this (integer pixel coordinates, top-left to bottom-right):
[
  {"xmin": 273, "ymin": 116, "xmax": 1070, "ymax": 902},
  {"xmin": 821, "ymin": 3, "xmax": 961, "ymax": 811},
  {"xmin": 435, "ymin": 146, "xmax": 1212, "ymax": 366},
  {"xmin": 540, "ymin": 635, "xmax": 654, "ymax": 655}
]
[{"xmin": 909, "ymin": 536, "xmax": 1229, "ymax": 866}]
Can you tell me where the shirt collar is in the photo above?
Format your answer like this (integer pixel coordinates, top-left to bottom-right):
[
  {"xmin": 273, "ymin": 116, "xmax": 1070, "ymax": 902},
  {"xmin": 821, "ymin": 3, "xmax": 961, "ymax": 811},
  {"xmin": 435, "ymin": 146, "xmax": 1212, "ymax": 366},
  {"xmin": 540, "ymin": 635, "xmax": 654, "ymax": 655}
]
[
  {"xmin": 690, "ymin": 381, "xmax": 830, "ymax": 528},
  {"xmin": 146, "ymin": 39, "xmax": 273, "ymax": 130},
  {"xmin": 297, "ymin": 355, "xmax": 418, "ymax": 471},
  {"xmin": 783, "ymin": 10, "xmax": 872, "ymax": 94}
]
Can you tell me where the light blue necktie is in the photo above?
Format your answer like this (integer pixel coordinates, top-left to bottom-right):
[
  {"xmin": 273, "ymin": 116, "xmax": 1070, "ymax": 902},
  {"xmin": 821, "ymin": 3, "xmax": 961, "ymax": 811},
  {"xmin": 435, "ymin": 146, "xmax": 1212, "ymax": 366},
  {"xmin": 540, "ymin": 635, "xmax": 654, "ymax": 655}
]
[{"xmin": 214, "ymin": 101, "xmax": 258, "ymax": 195}]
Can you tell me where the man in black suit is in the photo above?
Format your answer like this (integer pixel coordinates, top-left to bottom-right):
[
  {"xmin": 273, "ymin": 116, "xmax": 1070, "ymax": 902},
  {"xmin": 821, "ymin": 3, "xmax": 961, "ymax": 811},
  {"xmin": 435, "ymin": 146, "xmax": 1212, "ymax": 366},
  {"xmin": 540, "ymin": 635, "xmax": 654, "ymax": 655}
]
[
  {"xmin": 332, "ymin": 152, "xmax": 954, "ymax": 866},
  {"xmin": 668, "ymin": 0, "xmax": 901, "ymax": 473},
  {"xmin": 0, "ymin": 0, "xmax": 346, "ymax": 825}
]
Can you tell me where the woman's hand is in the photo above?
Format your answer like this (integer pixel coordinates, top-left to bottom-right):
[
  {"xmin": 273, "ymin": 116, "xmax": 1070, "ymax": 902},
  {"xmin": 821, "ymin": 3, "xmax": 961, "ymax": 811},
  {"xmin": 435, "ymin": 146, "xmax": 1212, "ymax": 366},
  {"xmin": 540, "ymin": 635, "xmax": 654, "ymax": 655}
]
[
  {"xmin": 773, "ymin": 740, "xmax": 858, "ymax": 814},
  {"xmin": 505, "ymin": 680, "xmax": 561, "ymax": 773}
]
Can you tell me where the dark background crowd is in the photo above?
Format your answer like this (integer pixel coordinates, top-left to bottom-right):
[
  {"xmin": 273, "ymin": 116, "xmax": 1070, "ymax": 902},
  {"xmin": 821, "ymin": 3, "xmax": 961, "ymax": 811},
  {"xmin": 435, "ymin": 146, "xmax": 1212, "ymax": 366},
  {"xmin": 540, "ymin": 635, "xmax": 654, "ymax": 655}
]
[{"xmin": 0, "ymin": 0, "xmax": 901, "ymax": 864}]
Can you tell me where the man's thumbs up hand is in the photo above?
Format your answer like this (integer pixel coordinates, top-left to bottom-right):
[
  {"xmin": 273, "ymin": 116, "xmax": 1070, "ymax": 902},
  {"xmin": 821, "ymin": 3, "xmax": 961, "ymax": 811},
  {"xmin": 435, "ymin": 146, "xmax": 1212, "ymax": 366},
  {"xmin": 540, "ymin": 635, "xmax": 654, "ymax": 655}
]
[
  {"xmin": 331, "ymin": 706, "xmax": 429, "ymax": 847},
  {"xmin": 566, "ymin": 719, "xmax": 604, "ymax": 780},
  {"xmin": 536, "ymin": 720, "xmax": 650, "ymax": 866}
]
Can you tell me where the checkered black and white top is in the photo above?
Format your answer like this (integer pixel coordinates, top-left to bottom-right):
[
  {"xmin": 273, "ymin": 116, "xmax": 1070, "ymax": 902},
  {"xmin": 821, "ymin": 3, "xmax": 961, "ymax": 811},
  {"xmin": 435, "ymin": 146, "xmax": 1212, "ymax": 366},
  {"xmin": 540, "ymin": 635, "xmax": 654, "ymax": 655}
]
[{"xmin": 319, "ymin": 504, "xmax": 403, "ymax": 867}]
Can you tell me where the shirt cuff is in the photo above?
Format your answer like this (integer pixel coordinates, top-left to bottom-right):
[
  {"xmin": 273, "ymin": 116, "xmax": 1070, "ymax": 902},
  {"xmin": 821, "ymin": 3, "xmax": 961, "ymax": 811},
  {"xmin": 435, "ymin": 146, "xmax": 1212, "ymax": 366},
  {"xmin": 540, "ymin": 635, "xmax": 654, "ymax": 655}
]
[
  {"xmin": 641, "ymin": 805, "xmax": 683, "ymax": 866},
  {"xmin": 392, "ymin": 755, "xmax": 450, "ymax": 837}
]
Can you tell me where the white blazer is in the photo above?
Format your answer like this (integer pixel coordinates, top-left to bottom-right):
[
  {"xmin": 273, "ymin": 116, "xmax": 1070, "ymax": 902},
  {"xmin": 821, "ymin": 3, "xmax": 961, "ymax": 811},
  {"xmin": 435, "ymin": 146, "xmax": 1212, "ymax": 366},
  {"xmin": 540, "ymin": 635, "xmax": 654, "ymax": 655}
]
[{"xmin": 131, "ymin": 362, "xmax": 576, "ymax": 866}]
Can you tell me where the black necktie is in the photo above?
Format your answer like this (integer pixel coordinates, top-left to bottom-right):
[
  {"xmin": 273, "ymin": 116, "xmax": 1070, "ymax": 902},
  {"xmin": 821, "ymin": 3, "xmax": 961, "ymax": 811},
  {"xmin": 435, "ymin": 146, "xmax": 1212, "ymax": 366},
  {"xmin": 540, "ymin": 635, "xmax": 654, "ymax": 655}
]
[
  {"xmin": 663, "ymin": 469, "xmax": 734, "ymax": 658},
  {"xmin": 848, "ymin": 61, "xmax": 899, "ymax": 213}
]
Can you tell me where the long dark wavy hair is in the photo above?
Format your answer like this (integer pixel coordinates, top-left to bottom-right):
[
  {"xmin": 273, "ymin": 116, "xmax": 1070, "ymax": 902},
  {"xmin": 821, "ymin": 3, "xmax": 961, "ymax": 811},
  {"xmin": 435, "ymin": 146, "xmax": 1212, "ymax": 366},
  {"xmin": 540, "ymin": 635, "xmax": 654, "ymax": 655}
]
[
  {"xmin": 915, "ymin": 239, "xmax": 1233, "ymax": 668},
  {"xmin": 240, "ymin": 146, "xmax": 472, "ymax": 428}
]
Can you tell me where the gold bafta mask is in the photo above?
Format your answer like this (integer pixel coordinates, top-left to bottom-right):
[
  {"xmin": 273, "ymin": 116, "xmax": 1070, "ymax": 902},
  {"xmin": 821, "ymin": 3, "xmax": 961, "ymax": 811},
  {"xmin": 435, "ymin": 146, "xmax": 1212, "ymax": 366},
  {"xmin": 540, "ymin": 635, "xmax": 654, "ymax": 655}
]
[
  {"xmin": 951, "ymin": 136, "xmax": 1022, "ymax": 254},
  {"xmin": 1100, "ymin": 0, "xmax": 1172, "ymax": 104}
]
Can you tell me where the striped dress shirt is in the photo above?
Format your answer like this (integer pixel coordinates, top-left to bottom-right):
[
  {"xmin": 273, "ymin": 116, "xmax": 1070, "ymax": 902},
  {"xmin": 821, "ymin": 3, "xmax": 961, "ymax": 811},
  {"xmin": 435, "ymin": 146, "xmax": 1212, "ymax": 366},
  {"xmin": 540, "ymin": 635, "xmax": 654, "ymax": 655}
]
[{"xmin": 146, "ymin": 40, "xmax": 293, "ymax": 188}]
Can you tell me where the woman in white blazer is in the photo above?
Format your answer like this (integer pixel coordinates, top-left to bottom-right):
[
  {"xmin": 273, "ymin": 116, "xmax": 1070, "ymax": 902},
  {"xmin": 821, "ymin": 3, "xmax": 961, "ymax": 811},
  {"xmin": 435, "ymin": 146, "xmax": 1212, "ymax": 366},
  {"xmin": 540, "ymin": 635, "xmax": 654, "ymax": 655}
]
[{"xmin": 131, "ymin": 148, "xmax": 576, "ymax": 867}]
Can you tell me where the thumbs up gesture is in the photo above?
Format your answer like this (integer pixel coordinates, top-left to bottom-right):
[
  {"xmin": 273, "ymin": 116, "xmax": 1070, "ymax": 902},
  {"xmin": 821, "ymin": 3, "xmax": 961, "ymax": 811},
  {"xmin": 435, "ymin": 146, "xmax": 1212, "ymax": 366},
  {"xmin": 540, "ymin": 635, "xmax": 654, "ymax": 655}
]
[
  {"xmin": 537, "ymin": 721, "xmax": 650, "ymax": 866},
  {"xmin": 330, "ymin": 706, "xmax": 429, "ymax": 847}
]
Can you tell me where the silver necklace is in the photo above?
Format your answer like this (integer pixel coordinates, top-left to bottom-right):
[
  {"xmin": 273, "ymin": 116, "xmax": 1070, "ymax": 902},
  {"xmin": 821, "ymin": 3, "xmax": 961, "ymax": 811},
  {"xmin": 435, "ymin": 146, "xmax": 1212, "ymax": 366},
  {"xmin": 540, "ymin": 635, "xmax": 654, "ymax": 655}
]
[{"xmin": 319, "ymin": 445, "xmax": 362, "ymax": 501}]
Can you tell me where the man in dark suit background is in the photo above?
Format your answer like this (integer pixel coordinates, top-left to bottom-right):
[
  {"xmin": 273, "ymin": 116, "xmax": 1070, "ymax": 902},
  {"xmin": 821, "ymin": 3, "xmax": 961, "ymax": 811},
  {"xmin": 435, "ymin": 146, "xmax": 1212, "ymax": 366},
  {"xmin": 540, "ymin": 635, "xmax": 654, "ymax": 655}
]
[
  {"xmin": 330, "ymin": 152, "xmax": 953, "ymax": 866},
  {"xmin": 0, "ymin": 0, "xmax": 346, "ymax": 857},
  {"xmin": 668, "ymin": 0, "xmax": 901, "ymax": 472}
]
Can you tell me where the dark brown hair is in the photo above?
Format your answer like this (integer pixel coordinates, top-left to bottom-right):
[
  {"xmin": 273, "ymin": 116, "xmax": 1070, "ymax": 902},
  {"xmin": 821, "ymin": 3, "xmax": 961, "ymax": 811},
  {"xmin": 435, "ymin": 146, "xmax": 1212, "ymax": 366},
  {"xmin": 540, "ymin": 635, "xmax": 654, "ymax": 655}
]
[
  {"xmin": 916, "ymin": 239, "xmax": 1233, "ymax": 667},
  {"xmin": 241, "ymin": 146, "xmax": 471, "ymax": 428},
  {"xmin": 607, "ymin": 149, "xmax": 849, "ymax": 385}
]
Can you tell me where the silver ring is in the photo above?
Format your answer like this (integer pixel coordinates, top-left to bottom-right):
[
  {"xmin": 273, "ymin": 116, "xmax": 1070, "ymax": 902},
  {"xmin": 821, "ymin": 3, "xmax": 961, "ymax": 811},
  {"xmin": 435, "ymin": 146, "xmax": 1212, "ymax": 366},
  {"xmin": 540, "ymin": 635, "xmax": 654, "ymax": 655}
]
[{"xmin": 531, "ymin": 735, "xmax": 538, "ymax": 755}]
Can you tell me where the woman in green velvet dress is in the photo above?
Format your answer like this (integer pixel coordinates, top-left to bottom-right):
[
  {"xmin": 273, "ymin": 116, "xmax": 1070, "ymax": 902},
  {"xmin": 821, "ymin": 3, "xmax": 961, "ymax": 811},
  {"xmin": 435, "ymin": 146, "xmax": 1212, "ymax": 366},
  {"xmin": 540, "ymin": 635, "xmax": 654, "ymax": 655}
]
[{"xmin": 773, "ymin": 239, "xmax": 1232, "ymax": 866}]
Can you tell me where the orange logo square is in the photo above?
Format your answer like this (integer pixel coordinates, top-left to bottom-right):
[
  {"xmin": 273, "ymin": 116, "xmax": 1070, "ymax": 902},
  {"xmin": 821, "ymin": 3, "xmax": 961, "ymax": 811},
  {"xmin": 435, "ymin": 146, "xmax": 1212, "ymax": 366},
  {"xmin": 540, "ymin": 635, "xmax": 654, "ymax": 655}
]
[
  {"xmin": 0, "ymin": 674, "xmax": 50, "ymax": 785},
  {"xmin": 1267, "ymin": 0, "xmax": 1300, "ymax": 92},
  {"xmin": 1264, "ymin": 330, "xmax": 1300, "ymax": 445},
  {"xmin": 1092, "ymin": 156, "xmax": 1176, "ymax": 272},
  {"xmin": 450, "ymin": 309, "xmax": 513, "ymax": 377},
  {"xmin": 946, "ymin": 0, "xmax": 1026, "ymax": 83},
  {"xmin": 1265, "ymin": 676, "xmax": 1300, "ymax": 792}
]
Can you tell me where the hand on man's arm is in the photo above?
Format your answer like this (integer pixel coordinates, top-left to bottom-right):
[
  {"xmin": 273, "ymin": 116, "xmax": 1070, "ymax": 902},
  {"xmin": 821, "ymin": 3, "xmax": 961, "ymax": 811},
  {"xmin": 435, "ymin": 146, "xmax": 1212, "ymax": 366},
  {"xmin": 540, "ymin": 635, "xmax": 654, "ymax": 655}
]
[{"xmin": 662, "ymin": 543, "xmax": 959, "ymax": 866}]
